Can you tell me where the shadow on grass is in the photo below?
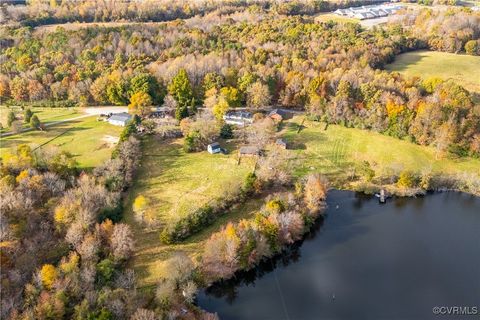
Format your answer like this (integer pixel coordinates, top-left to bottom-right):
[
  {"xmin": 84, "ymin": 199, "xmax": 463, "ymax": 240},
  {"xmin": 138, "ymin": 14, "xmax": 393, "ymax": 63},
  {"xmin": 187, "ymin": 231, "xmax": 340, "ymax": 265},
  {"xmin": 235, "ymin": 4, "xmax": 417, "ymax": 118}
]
[{"xmin": 385, "ymin": 50, "xmax": 427, "ymax": 73}]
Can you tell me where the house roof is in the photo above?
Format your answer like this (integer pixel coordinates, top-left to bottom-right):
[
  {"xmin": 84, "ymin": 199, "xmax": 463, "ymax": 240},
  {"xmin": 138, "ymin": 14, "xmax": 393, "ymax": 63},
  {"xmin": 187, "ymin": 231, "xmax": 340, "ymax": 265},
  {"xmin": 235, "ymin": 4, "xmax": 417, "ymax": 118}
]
[
  {"xmin": 269, "ymin": 109, "xmax": 289, "ymax": 117},
  {"xmin": 209, "ymin": 142, "xmax": 221, "ymax": 149},
  {"xmin": 109, "ymin": 112, "xmax": 132, "ymax": 122},
  {"xmin": 239, "ymin": 146, "xmax": 260, "ymax": 155},
  {"xmin": 224, "ymin": 111, "xmax": 253, "ymax": 119}
]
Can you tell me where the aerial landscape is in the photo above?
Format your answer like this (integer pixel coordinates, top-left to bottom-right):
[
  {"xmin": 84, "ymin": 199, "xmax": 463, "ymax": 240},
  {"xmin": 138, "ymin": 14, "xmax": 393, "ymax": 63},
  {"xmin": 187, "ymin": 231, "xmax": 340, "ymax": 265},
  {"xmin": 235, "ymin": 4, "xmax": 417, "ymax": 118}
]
[{"xmin": 0, "ymin": 0, "xmax": 479, "ymax": 319}]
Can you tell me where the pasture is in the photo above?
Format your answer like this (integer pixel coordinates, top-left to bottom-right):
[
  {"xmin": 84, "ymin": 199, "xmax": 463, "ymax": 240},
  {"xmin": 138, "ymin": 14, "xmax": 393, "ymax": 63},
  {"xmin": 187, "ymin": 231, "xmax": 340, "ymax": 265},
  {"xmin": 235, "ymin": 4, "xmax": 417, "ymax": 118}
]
[
  {"xmin": 0, "ymin": 106, "xmax": 81, "ymax": 133},
  {"xmin": 282, "ymin": 117, "xmax": 480, "ymax": 184},
  {"xmin": 126, "ymin": 118, "xmax": 480, "ymax": 288},
  {"xmin": 385, "ymin": 50, "xmax": 480, "ymax": 94},
  {"xmin": 0, "ymin": 116, "xmax": 123, "ymax": 168},
  {"xmin": 123, "ymin": 136, "xmax": 257, "ymax": 287}
]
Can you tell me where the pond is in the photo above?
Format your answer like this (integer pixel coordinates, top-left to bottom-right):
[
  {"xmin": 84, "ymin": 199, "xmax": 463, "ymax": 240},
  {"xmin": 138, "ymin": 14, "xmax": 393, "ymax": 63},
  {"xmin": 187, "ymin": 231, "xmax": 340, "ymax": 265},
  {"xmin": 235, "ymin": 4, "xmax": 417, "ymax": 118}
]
[{"xmin": 198, "ymin": 190, "xmax": 480, "ymax": 320}]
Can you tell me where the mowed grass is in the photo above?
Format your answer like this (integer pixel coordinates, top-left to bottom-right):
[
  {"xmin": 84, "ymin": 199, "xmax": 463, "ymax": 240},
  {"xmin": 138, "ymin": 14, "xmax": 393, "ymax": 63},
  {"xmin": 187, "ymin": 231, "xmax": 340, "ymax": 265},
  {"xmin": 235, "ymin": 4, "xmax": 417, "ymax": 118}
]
[
  {"xmin": 0, "ymin": 106, "xmax": 81, "ymax": 131},
  {"xmin": 123, "ymin": 136, "xmax": 257, "ymax": 288},
  {"xmin": 385, "ymin": 50, "xmax": 480, "ymax": 94},
  {"xmin": 0, "ymin": 116, "xmax": 123, "ymax": 168},
  {"xmin": 127, "ymin": 118, "xmax": 480, "ymax": 288},
  {"xmin": 283, "ymin": 117, "xmax": 480, "ymax": 183}
]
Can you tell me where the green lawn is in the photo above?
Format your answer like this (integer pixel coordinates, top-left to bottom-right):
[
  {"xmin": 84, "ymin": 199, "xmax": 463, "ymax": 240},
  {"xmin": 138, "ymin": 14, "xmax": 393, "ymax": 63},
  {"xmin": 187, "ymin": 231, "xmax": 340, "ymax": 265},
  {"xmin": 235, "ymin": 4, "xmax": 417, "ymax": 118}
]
[
  {"xmin": 282, "ymin": 117, "xmax": 480, "ymax": 184},
  {"xmin": 385, "ymin": 50, "xmax": 480, "ymax": 94},
  {"xmin": 0, "ymin": 116, "xmax": 123, "ymax": 169},
  {"xmin": 0, "ymin": 106, "xmax": 81, "ymax": 132},
  {"xmin": 123, "ymin": 136, "xmax": 257, "ymax": 288},
  {"xmin": 126, "ymin": 119, "xmax": 480, "ymax": 288}
]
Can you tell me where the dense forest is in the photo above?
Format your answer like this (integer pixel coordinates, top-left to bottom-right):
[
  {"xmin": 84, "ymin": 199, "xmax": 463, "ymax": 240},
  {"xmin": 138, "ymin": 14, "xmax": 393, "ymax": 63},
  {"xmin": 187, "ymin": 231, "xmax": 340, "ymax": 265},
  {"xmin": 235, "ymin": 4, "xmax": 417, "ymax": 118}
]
[
  {"xmin": 1, "ymin": 0, "xmax": 386, "ymax": 27},
  {"xmin": 1, "ymin": 5, "xmax": 479, "ymax": 156},
  {"xmin": 1, "ymin": 1, "xmax": 480, "ymax": 319}
]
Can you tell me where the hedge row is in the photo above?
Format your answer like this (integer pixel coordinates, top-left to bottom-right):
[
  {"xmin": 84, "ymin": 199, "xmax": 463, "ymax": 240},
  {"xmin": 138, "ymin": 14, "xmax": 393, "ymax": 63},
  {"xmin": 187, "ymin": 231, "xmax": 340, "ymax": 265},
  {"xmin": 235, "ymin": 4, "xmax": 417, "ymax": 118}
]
[{"xmin": 160, "ymin": 173, "xmax": 257, "ymax": 244}]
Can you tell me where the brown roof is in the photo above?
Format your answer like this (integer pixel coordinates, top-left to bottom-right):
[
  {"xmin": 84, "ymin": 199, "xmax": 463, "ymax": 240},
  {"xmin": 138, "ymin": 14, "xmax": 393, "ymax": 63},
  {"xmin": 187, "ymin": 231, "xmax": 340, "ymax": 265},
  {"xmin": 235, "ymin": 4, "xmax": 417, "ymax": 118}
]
[{"xmin": 239, "ymin": 146, "xmax": 260, "ymax": 155}]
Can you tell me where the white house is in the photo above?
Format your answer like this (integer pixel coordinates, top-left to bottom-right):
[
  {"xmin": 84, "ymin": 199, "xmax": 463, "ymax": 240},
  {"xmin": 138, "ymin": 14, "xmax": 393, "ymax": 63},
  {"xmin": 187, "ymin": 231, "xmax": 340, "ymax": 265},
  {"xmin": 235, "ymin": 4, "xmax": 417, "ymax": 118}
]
[
  {"xmin": 108, "ymin": 113, "xmax": 132, "ymax": 126},
  {"xmin": 207, "ymin": 142, "xmax": 222, "ymax": 154},
  {"xmin": 223, "ymin": 111, "xmax": 253, "ymax": 126}
]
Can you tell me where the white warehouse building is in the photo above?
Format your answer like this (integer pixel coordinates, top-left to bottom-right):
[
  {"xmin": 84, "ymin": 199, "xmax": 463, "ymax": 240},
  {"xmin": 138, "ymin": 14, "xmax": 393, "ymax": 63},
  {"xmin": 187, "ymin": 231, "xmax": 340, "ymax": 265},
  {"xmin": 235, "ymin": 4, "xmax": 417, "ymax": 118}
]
[{"xmin": 334, "ymin": 3, "xmax": 403, "ymax": 20}]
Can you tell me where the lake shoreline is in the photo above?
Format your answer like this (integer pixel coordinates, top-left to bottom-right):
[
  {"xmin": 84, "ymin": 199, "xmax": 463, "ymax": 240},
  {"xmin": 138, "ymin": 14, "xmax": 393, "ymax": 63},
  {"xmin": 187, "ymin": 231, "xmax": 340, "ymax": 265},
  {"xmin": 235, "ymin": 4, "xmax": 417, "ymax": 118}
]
[{"xmin": 197, "ymin": 190, "xmax": 480, "ymax": 319}]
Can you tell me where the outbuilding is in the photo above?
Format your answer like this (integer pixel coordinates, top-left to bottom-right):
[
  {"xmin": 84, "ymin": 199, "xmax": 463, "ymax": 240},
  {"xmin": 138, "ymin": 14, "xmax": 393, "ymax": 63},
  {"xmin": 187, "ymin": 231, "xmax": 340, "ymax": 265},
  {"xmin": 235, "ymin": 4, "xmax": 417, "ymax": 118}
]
[
  {"xmin": 207, "ymin": 142, "xmax": 222, "ymax": 154},
  {"xmin": 239, "ymin": 146, "xmax": 260, "ymax": 157},
  {"xmin": 268, "ymin": 109, "xmax": 290, "ymax": 122},
  {"xmin": 108, "ymin": 113, "xmax": 132, "ymax": 126}
]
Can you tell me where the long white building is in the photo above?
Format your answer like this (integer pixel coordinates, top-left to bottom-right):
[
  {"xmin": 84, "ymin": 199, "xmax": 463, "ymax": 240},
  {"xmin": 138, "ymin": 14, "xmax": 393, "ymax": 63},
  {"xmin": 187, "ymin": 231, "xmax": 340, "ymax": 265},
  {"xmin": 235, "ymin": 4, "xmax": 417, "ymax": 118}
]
[{"xmin": 334, "ymin": 3, "xmax": 403, "ymax": 20}]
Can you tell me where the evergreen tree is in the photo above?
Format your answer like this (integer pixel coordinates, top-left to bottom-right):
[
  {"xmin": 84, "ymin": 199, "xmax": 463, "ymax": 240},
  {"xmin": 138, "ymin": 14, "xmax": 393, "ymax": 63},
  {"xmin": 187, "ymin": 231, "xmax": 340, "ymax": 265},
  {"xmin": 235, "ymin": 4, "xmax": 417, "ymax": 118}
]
[
  {"xmin": 7, "ymin": 111, "xmax": 16, "ymax": 127},
  {"xmin": 24, "ymin": 108, "xmax": 33, "ymax": 123},
  {"xmin": 30, "ymin": 115, "xmax": 41, "ymax": 129}
]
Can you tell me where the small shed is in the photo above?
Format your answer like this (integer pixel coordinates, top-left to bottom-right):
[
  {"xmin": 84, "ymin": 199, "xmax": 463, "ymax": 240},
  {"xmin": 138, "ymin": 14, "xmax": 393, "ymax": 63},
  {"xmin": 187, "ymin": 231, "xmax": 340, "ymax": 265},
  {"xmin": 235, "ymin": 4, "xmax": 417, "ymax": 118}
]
[
  {"xmin": 239, "ymin": 146, "xmax": 260, "ymax": 157},
  {"xmin": 207, "ymin": 142, "xmax": 222, "ymax": 154},
  {"xmin": 108, "ymin": 113, "xmax": 132, "ymax": 126},
  {"xmin": 275, "ymin": 138, "xmax": 287, "ymax": 149}
]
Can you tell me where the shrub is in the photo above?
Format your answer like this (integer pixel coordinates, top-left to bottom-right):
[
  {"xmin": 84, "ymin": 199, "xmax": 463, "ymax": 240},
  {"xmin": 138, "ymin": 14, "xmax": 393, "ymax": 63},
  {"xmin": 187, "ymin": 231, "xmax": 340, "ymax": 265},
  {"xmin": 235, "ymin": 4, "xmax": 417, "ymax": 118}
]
[
  {"xmin": 397, "ymin": 170, "xmax": 418, "ymax": 188},
  {"xmin": 97, "ymin": 259, "xmax": 115, "ymax": 284},
  {"xmin": 30, "ymin": 115, "xmax": 40, "ymax": 129},
  {"xmin": 265, "ymin": 199, "xmax": 285, "ymax": 214},
  {"xmin": 220, "ymin": 124, "xmax": 233, "ymax": 139}
]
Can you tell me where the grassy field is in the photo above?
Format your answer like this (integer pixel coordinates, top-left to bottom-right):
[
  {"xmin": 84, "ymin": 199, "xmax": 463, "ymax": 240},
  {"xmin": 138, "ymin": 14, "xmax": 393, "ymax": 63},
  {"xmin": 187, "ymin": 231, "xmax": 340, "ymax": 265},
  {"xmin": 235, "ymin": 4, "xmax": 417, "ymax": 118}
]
[
  {"xmin": 126, "ymin": 118, "xmax": 480, "ymax": 288},
  {"xmin": 282, "ymin": 117, "xmax": 480, "ymax": 183},
  {"xmin": 385, "ymin": 50, "xmax": 480, "ymax": 94},
  {"xmin": 0, "ymin": 106, "xmax": 81, "ymax": 132},
  {"xmin": 123, "ymin": 136, "xmax": 257, "ymax": 288},
  {"xmin": 0, "ymin": 116, "xmax": 123, "ymax": 168}
]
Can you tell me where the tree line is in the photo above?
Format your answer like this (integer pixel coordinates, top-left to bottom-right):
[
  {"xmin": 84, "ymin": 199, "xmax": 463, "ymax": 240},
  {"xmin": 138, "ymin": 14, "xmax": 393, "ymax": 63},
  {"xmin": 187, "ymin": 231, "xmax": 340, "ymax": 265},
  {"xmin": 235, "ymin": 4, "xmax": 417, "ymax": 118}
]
[{"xmin": 0, "ymin": 127, "xmax": 146, "ymax": 319}]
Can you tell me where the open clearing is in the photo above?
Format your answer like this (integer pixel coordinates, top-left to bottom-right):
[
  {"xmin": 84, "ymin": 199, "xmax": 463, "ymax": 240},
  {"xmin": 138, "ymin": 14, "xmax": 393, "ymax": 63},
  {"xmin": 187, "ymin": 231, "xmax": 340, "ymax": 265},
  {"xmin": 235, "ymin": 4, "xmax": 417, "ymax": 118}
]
[
  {"xmin": 0, "ymin": 116, "xmax": 123, "ymax": 169},
  {"xmin": 0, "ymin": 106, "xmax": 81, "ymax": 133},
  {"xmin": 127, "ymin": 118, "xmax": 480, "ymax": 288},
  {"xmin": 123, "ymin": 136, "xmax": 257, "ymax": 288},
  {"xmin": 385, "ymin": 50, "xmax": 480, "ymax": 94},
  {"xmin": 283, "ymin": 117, "xmax": 480, "ymax": 182}
]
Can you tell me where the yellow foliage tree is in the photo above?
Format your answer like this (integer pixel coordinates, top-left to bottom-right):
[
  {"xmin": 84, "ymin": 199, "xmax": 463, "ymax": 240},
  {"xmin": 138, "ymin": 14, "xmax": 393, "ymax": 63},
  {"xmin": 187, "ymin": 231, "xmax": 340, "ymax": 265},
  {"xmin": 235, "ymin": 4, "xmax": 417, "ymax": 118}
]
[
  {"xmin": 133, "ymin": 195, "xmax": 147, "ymax": 223},
  {"xmin": 15, "ymin": 170, "xmax": 29, "ymax": 183},
  {"xmin": 59, "ymin": 252, "xmax": 79, "ymax": 274},
  {"xmin": 212, "ymin": 98, "xmax": 229, "ymax": 121},
  {"xmin": 40, "ymin": 264, "xmax": 57, "ymax": 289},
  {"xmin": 128, "ymin": 91, "xmax": 152, "ymax": 117}
]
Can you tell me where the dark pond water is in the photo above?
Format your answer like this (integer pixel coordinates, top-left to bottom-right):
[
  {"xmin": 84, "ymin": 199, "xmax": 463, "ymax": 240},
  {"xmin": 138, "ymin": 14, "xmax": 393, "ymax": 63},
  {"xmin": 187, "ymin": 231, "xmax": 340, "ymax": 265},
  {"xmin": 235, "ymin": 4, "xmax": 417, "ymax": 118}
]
[{"xmin": 198, "ymin": 190, "xmax": 480, "ymax": 320}]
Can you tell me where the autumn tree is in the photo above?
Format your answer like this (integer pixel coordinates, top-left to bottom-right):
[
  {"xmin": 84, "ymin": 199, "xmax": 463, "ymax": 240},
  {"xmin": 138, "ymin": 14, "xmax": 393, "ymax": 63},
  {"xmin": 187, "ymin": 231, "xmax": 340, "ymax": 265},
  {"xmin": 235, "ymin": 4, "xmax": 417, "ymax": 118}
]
[
  {"xmin": 247, "ymin": 81, "xmax": 271, "ymax": 109},
  {"xmin": 111, "ymin": 224, "xmax": 134, "ymax": 261},
  {"xmin": 303, "ymin": 174, "xmax": 327, "ymax": 214},
  {"xmin": 128, "ymin": 92, "xmax": 152, "ymax": 117},
  {"xmin": 39, "ymin": 264, "xmax": 57, "ymax": 290}
]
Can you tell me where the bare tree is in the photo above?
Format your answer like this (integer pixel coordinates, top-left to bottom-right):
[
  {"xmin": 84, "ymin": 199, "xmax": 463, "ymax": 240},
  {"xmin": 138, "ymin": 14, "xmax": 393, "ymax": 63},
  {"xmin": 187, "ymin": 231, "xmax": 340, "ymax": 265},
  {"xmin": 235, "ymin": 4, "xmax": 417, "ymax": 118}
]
[{"xmin": 111, "ymin": 224, "xmax": 134, "ymax": 261}]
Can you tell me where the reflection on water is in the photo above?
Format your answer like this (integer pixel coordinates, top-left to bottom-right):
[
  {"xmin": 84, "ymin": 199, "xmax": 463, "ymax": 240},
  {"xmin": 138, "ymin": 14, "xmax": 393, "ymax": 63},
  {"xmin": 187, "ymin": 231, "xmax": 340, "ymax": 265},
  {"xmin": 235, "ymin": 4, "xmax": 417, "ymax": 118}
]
[{"xmin": 198, "ymin": 191, "xmax": 480, "ymax": 320}]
